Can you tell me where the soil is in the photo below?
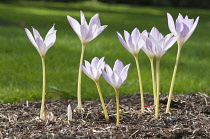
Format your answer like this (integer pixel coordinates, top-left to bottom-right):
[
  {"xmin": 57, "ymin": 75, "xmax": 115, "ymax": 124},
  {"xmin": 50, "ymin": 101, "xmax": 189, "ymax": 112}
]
[{"xmin": 1, "ymin": 92, "xmax": 210, "ymax": 138}]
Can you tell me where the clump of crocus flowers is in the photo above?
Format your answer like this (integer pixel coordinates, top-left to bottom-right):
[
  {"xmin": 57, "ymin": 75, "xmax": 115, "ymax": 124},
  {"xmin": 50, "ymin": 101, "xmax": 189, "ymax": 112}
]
[{"xmin": 24, "ymin": 11, "xmax": 199, "ymax": 125}]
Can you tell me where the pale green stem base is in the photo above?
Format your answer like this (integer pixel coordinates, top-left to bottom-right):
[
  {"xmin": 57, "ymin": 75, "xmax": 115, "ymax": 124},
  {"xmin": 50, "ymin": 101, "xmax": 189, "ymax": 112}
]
[
  {"xmin": 155, "ymin": 58, "xmax": 161, "ymax": 118},
  {"xmin": 95, "ymin": 81, "xmax": 109, "ymax": 123},
  {"xmin": 114, "ymin": 88, "xmax": 120, "ymax": 125},
  {"xmin": 134, "ymin": 55, "xmax": 144, "ymax": 113},
  {"xmin": 40, "ymin": 57, "xmax": 46, "ymax": 120},
  {"xmin": 77, "ymin": 44, "xmax": 85, "ymax": 109},
  {"xmin": 166, "ymin": 44, "xmax": 182, "ymax": 113},
  {"xmin": 149, "ymin": 58, "xmax": 156, "ymax": 106}
]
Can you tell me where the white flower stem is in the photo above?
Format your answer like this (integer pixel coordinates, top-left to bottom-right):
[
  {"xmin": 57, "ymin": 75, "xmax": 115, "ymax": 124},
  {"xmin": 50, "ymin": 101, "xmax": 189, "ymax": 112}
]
[
  {"xmin": 149, "ymin": 57, "xmax": 156, "ymax": 106},
  {"xmin": 77, "ymin": 44, "xmax": 86, "ymax": 110},
  {"xmin": 95, "ymin": 81, "xmax": 109, "ymax": 123},
  {"xmin": 155, "ymin": 58, "xmax": 161, "ymax": 118},
  {"xmin": 114, "ymin": 88, "xmax": 120, "ymax": 125},
  {"xmin": 166, "ymin": 44, "xmax": 182, "ymax": 113},
  {"xmin": 40, "ymin": 56, "xmax": 46, "ymax": 120},
  {"xmin": 134, "ymin": 55, "xmax": 144, "ymax": 113}
]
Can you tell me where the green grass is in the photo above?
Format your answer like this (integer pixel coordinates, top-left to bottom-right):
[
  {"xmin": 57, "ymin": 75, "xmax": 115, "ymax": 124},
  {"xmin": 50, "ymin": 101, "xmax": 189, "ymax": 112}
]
[{"xmin": 0, "ymin": 1, "xmax": 209, "ymax": 103}]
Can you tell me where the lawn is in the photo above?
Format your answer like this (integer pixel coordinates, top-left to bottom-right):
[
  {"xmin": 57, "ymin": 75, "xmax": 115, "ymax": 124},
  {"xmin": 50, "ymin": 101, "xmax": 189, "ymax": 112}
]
[{"xmin": 0, "ymin": 1, "xmax": 209, "ymax": 103}]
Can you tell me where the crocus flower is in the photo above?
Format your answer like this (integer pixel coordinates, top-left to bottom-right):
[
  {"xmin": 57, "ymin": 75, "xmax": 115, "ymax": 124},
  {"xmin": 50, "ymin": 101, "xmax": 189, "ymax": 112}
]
[
  {"xmin": 102, "ymin": 60, "xmax": 130, "ymax": 90},
  {"xmin": 117, "ymin": 28, "xmax": 145, "ymax": 56},
  {"xmin": 81, "ymin": 57, "xmax": 109, "ymax": 122},
  {"xmin": 149, "ymin": 27, "xmax": 177, "ymax": 59},
  {"xmin": 167, "ymin": 13, "xmax": 199, "ymax": 47},
  {"xmin": 24, "ymin": 25, "xmax": 56, "ymax": 120},
  {"xmin": 141, "ymin": 32, "xmax": 157, "ymax": 106},
  {"xmin": 67, "ymin": 11, "xmax": 107, "ymax": 110},
  {"xmin": 117, "ymin": 28, "xmax": 146, "ymax": 113},
  {"xmin": 67, "ymin": 11, "xmax": 108, "ymax": 45},
  {"xmin": 25, "ymin": 25, "xmax": 57, "ymax": 58},
  {"xmin": 81, "ymin": 57, "xmax": 105, "ymax": 82},
  {"xmin": 166, "ymin": 13, "xmax": 199, "ymax": 113},
  {"xmin": 102, "ymin": 59, "xmax": 130, "ymax": 125},
  {"xmin": 145, "ymin": 27, "xmax": 177, "ymax": 118}
]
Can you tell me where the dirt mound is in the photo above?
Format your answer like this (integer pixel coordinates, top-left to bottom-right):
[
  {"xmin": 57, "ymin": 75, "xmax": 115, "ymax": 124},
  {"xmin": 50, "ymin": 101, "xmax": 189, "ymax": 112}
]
[{"xmin": 1, "ymin": 93, "xmax": 210, "ymax": 138}]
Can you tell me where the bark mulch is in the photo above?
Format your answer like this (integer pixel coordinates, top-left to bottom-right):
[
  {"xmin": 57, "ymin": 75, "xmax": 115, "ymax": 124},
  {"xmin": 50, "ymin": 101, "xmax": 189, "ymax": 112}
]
[{"xmin": 0, "ymin": 92, "xmax": 210, "ymax": 138}]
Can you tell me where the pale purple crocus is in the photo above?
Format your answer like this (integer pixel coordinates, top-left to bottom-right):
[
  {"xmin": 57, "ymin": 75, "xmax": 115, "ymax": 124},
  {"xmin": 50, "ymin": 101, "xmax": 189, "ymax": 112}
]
[
  {"xmin": 67, "ymin": 11, "xmax": 107, "ymax": 110},
  {"xmin": 143, "ymin": 27, "xmax": 177, "ymax": 118},
  {"xmin": 141, "ymin": 31, "xmax": 157, "ymax": 107},
  {"xmin": 102, "ymin": 60, "xmax": 130, "ymax": 90},
  {"xmin": 81, "ymin": 57, "xmax": 105, "ymax": 82},
  {"xmin": 117, "ymin": 28, "xmax": 145, "ymax": 56},
  {"xmin": 67, "ymin": 11, "xmax": 108, "ymax": 45},
  {"xmin": 149, "ymin": 27, "xmax": 177, "ymax": 59},
  {"xmin": 117, "ymin": 28, "xmax": 146, "ymax": 113},
  {"xmin": 102, "ymin": 59, "xmax": 130, "ymax": 125},
  {"xmin": 24, "ymin": 25, "xmax": 56, "ymax": 120},
  {"xmin": 81, "ymin": 57, "xmax": 109, "ymax": 122},
  {"xmin": 167, "ymin": 13, "xmax": 199, "ymax": 47},
  {"xmin": 25, "ymin": 25, "xmax": 57, "ymax": 58},
  {"xmin": 166, "ymin": 13, "xmax": 199, "ymax": 113}
]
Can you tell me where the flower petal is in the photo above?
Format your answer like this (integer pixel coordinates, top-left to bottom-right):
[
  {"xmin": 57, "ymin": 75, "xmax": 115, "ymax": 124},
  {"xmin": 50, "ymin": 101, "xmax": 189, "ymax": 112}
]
[
  {"xmin": 91, "ymin": 57, "xmax": 99, "ymax": 68},
  {"xmin": 67, "ymin": 15, "xmax": 81, "ymax": 38},
  {"xmin": 131, "ymin": 28, "xmax": 140, "ymax": 44},
  {"xmin": 102, "ymin": 70, "xmax": 113, "ymax": 87},
  {"xmin": 113, "ymin": 60, "xmax": 124, "ymax": 75},
  {"xmin": 36, "ymin": 36, "xmax": 46, "ymax": 56},
  {"xmin": 81, "ymin": 64, "xmax": 93, "ymax": 80},
  {"xmin": 80, "ymin": 11, "xmax": 87, "ymax": 24},
  {"xmin": 45, "ymin": 25, "xmax": 56, "ymax": 38},
  {"xmin": 98, "ymin": 57, "xmax": 105, "ymax": 70},
  {"xmin": 89, "ymin": 13, "xmax": 101, "ymax": 27},
  {"xmin": 184, "ymin": 16, "xmax": 199, "ymax": 42},
  {"xmin": 167, "ymin": 13, "xmax": 176, "ymax": 34},
  {"xmin": 44, "ymin": 30, "xmax": 57, "ymax": 49},
  {"xmin": 117, "ymin": 31, "xmax": 130, "ymax": 52},
  {"xmin": 105, "ymin": 64, "xmax": 113, "ymax": 76},
  {"xmin": 32, "ymin": 27, "xmax": 43, "ymax": 42},
  {"xmin": 179, "ymin": 23, "xmax": 189, "ymax": 38},
  {"xmin": 24, "ymin": 28, "xmax": 38, "ymax": 48},
  {"xmin": 120, "ymin": 64, "xmax": 130, "ymax": 82},
  {"xmin": 80, "ymin": 22, "xmax": 89, "ymax": 42},
  {"xmin": 95, "ymin": 25, "xmax": 107, "ymax": 38}
]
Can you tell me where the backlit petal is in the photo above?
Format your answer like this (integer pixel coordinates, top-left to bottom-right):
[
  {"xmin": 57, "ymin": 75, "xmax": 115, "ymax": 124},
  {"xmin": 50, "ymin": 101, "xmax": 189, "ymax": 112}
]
[
  {"xmin": 80, "ymin": 11, "xmax": 87, "ymax": 24},
  {"xmin": 67, "ymin": 15, "xmax": 81, "ymax": 37},
  {"xmin": 113, "ymin": 60, "xmax": 124, "ymax": 74},
  {"xmin": 167, "ymin": 13, "xmax": 176, "ymax": 34},
  {"xmin": 44, "ymin": 30, "xmax": 57, "ymax": 48},
  {"xmin": 25, "ymin": 28, "xmax": 38, "ymax": 48},
  {"xmin": 89, "ymin": 13, "xmax": 101, "ymax": 27}
]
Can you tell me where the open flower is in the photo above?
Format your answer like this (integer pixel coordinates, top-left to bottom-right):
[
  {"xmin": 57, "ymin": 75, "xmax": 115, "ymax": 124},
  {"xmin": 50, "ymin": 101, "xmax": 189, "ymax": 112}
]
[
  {"xmin": 102, "ymin": 60, "xmax": 130, "ymax": 90},
  {"xmin": 67, "ymin": 11, "xmax": 107, "ymax": 110},
  {"xmin": 67, "ymin": 11, "xmax": 108, "ymax": 45},
  {"xmin": 81, "ymin": 57, "xmax": 105, "ymax": 81},
  {"xmin": 167, "ymin": 13, "xmax": 199, "ymax": 47},
  {"xmin": 166, "ymin": 13, "xmax": 199, "ymax": 113},
  {"xmin": 102, "ymin": 59, "xmax": 130, "ymax": 125},
  {"xmin": 142, "ymin": 31, "xmax": 155, "ymax": 59},
  {"xmin": 81, "ymin": 57, "xmax": 109, "ymax": 122},
  {"xmin": 149, "ymin": 27, "xmax": 177, "ymax": 59},
  {"xmin": 25, "ymin": 25, "xmax": 57, "ymax": 58},
  {"xmin": 116, "ymin": 28, "xmax": 145, "ymax": 56},
  {"xmin": 145, "ymin": 27, "xmax": 177, "ymax": 118},
  {"xmin": 117, "ymin": 28, "xmax": 146, "ymax": 113},
  {"xmin": 24, "ymin": 25, "xmax": 56, "ymax": 120}
]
